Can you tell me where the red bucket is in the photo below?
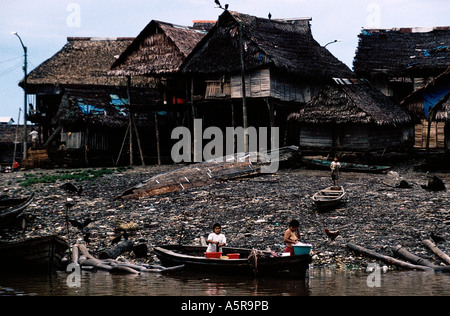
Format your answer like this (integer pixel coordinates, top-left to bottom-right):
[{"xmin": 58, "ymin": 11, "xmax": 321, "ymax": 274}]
[{"xmin": 205, "ymin": 252, "xmax": 221, "ymax": 259}]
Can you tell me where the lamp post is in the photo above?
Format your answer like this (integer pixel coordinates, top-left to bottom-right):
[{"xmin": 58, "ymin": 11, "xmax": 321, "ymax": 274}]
[
  {"xmin": 12, "ymin": 32, "xmax": 28, "ymax": 160},
  {"xmin": 324, "ymin": 39, "xmax": 342, "ymax": 48}
]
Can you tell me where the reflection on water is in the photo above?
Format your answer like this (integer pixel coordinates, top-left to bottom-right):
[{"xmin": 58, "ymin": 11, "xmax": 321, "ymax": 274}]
[{"xmin": 0, "ymin": 268, "xmax": 449, "ymax": 296}]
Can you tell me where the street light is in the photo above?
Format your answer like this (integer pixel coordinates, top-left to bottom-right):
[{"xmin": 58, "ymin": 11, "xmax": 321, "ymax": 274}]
[
  {"xmin": 12, "ymin": 32, "xmax": 28, "ymax": 160},
  {"xmin": 324, "ymin": 39, "xmax": 342, "ymax": 48}
]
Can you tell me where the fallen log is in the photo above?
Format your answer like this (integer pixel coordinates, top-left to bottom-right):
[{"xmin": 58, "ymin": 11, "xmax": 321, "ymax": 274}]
[
  {"xmin": 393, "ymin": 245, "xmax": 450, "ymax": 273},
  {"xmin": 347, "ymin": 243, "xmax": 433, "ymax": 272},
  {"xmin": 71, "ymin": 242, "xmax": 183, "ymax": 275},
  {"xmin": 99, "ymin": 240, "xmax": 133, "ymax": 259},
  {"xmin": 423, "ymin": 239, "xmax": 450, "ymax": 265},
  {"xmin": 392, "ymin": 245, "xmax": 436, "ymax": 268}
]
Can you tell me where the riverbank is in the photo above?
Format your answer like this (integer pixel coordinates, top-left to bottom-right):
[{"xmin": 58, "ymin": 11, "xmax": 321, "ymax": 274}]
[{"xmin": 1, "ymin": 163, "xmax": 449, "ymax": 270}]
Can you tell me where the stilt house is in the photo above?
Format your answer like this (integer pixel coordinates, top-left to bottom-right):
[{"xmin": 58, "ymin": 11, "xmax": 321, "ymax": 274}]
[
  {"xmin": 354, "ymin": 27, "xmax": 450, "ymax": 102},
  {"xmin": 109, "ymin": 20, "xmax": 210, "ymax": 164},
  {"xmin": 20, "ymin": 37, "xmax": 163, "ymax": 167},
  {"xmin": 288, "ymin": 79, "xmax": 413, "ymax": 158},
  {"xmin": 353, "ymin": 27, "xmax": 450, "ymax": 153},
  {"xmin": 180, "ymin": 10, "xmax": 354, "ymax": 149}
]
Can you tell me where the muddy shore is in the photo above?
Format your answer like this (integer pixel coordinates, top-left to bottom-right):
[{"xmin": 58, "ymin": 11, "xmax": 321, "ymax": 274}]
[{"xmin": 1, "ymin": 163, "xmax": 449, "ymax": 270}]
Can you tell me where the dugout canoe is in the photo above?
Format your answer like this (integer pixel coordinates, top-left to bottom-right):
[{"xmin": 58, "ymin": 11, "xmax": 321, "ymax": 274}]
[
  {"xmin": 0, "ymin": 193, "xmax": 35, "ymax": 228},
  {"xmin": 153, "ymin": 245, "xmax": 312, "ymax": 279},
  {"xmin": 302, "ymin": 157, "xmax": 391, "ymax": 173},
  {"xmin": 312, "ymin": 186, "xmax": 346, "ymax": 208},
  {"xmin": 0, "ymin": 235, "xmax": 69, "ymax": 274}
]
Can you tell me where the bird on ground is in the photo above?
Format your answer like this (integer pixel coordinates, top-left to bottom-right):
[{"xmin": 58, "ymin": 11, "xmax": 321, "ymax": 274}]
[
  {"xmin": 324, "ymin": 228, "xmax": 340, "ymax": 241},
  {"xmin": 69, "ymin": 218, "xmax": 94, "ymax": 231},
  {"xmin": 111, "ymin": 231, "xmax": 129, "ymax": 245},
  {"xmin": 431, "ymin": 231, "xmax": 445, "ymax": 244},
  {"xmin": 268, "ymin": 12, "xmax": 272, "ymax": 20},
  {"xmin": 61, "ymin": 182, "xmax": 83, "ymax": 195},
  {"xmin": 83, "ymin": 232, "xmax": 91, "ymax": 245}
]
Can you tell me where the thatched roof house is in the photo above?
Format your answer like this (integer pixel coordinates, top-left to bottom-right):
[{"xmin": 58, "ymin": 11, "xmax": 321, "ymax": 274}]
[
  {"xmin": 182, "ymin": 11, "xmax": 353, "ymax": 80},
  {"xmin": 110, "ymin": 20, "xmax": 209, "ymax": 76},
  {"xmin": 290, "ymin": 80, "xmax": 411, "ymax": 125},
  {"xmin": 179, "ymin": 10, "xmax": 354, "ymax": 148},
  {"xmin": 288, "ymin": 79, "xmax": 413, "ymax": 154},
  {"xmin": 353, "ymin": 27, "xmax": 450, "ymax": 102},
  {"xmin": 354, "ymin": 27, "xmax": 450, "ymax": 79},
  {"xmin": 21, "ymin": 37, "xmax": 161, "ymax": 167},
  {"xmin": 24, "ymin": 37, "xmax": 157, "ymax": 91}
]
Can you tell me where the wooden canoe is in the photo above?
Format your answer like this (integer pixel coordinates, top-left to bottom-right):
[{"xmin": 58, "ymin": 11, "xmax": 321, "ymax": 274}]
[
  {"xmin": 302, "ymin": 157, "xmax": 391, "ymax": 173},
  {"xmin": 0, "ymin": 193, "xmax": 35, "ymax": 228},
  {"xmin": 0, "ymin": 235, "xmax": 69, "ymax": 274},
  {"xmin": 312, "ymin": 186, "xmax": 346, "ymax": 208},
  {"xmin": 153, "ymin": 245, "xmax": 311, "ymax": 279}
]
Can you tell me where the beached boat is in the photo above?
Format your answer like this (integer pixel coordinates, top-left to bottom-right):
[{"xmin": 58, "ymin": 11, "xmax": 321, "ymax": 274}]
[
  {"xmin": 153, "ymin": 245, "xmax": 312, "ymax": 279},
  {"xmin": 302, "ymin": 156, "xmax": 391, "ymax": 173},
  {"xmin": 0, "ymin": 193, "xmax": 35, "ymax": 228},
  {"xmin": 116, "ymin": 147, "xmax": 301, "ymax": 200},
  {"xmin": 0, "ymin": 235, "xmax": 69, "ymax": 274},
  {"xmin": 312, "ymin": 186, "xmax": 346, "ymax": 208}
]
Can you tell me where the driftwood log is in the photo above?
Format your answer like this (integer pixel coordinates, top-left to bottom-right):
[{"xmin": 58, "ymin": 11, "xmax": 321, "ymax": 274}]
[
  {"xmin": 347, "ymin": 243, "xmax": 433, "ymax": 272},
  {"xmin": 71, "ymin": 243, "xmax": 183, "ymax": 274},
  {"xmin": 99, "ymin": 240, "xmax": 133, "ymax": 259},
  {"xmin": 423, "ymin": 239, "xmax": 450, "ymax": 265},
  {"xmin": 392, "ymin": 245, "xmax": 436, "ymax": 268},
  {"xmin": 392, "ymin": 245, "xmax": 450, "ymax": 273}
]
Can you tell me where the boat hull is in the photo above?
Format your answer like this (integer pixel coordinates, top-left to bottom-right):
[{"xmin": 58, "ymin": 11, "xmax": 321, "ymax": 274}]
[
  {"xmin": 312, "ymin": 186, "xmax": 346, "ymax": 208},
  {"xmin": 0, "ymin": 193, "xmax": 35, "ymax": 228},
  {"xmin": 302, "ymin": 157, "xmax": 391, "ymax": 173},
  {"xmin": 154, "ymin": 245, "xmax": 311, "ymax": 279},
  {"xmin": 0, "ymin": 235, "xmax": 69, "ymax": 274}
]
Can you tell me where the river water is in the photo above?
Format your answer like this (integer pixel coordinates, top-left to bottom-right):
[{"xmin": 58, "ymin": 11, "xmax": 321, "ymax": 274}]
[{"xmin": 0, "ymin": 268, "xmax": 449, "ymax": 296}]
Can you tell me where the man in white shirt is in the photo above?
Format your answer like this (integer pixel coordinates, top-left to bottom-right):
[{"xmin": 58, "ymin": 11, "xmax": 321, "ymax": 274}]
[{"xmin": 206, "ymin": 223, "xmax": 227, "ymax": 253}]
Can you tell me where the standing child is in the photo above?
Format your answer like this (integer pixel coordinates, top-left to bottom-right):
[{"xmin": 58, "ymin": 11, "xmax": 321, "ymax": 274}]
[
  {"xmin": 284, "ymin": 220, "xmax": 301, "ymax": 256},
  {"xmin": 330, "ymin": 156, "xmax": 341, "ymax": 186},
  {"xmin": 206, "ymin": 223, "xmax": 227, "ymax": 253}
]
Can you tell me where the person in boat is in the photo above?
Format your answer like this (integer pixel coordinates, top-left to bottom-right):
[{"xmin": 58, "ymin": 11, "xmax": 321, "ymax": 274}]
[
  {"xmin": 330, "ymin": 156, "xmax": 341, "ymax": 186},
  {"xmin": 206, "ymin": 223, "xmax": 227, "ymax": 253},
  {"xmin": 284, "ymin": 220, "xmax": 301, "ymax": 256}
]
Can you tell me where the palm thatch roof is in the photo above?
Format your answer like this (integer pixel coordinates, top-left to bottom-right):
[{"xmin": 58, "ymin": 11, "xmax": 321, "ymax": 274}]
[
  {"xmin": 354, "ymin": 27, "xmax": 450, "ymax": 78},
  {"xmin": 23, "ymin": 37, "xmax": 155, "ymax": 89},
  {"xmin": 181, "ymin": 10, "xmax": 353, "ymax": 80},
  {"xmin": 288, "ymin": 79, "xmax": 412, "ymax": 126},
  {"xmin": 110, "ymin": 20, "xmax": 209, "ymax": 76}
]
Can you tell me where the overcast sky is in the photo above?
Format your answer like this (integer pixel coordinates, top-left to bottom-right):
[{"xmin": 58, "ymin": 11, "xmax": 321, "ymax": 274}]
[{"xmin": 1, "ymin": 0, "xmax": 449, "ymax": 119}]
